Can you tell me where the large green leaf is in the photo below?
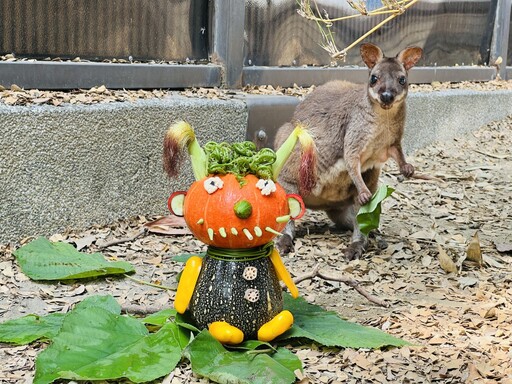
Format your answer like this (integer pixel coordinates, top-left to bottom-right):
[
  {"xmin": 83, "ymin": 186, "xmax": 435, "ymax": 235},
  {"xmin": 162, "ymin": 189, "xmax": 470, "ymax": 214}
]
[
  {"xmin": 0, "ymin": 295, "xmax": 120, "ymax": 345},
  {"xmin": 356, "ymin": 185, "xmax": 395, "ymax": 236},
  {"xmin": 281, "ymin": 294, "xmax": 408, "ymax": 349},
  {"xmin": 185, "ymin": 330, "xmax": 301, "ymax": 384},
  {"xmin": 73, "ymin": 294, "xmax": 122, "ymax": 314},
  {"xmin": 34, "ymin": 306, "xmax": 189, "ymax": 384},
  {"xmin": 0, "ymin": 313, "xmax": 65, "ymax": 345},
  {"xmin": 14, "ymin": 237, "xmax": 135, "ymax": 280},
  {"xmin": 142, "ymin": 308, "xmax": 177, "ymax": 326}
]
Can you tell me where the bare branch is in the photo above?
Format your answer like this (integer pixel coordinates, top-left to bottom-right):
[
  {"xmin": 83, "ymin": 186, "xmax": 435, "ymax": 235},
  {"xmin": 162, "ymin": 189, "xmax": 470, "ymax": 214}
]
[
  {"xmin": 97, "ymin": 227, "xmax": 147, "ymax": 249},
  {"xmin": 294, "ymin": 263, "xmax": 390, "ymax": 307}
]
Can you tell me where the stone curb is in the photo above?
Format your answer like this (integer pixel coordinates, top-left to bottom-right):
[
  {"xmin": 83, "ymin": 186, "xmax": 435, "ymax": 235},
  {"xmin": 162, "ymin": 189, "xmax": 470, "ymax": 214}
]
[{"xmin": 1, "ymin": 90, "xmax": 511, "ymax": 243}]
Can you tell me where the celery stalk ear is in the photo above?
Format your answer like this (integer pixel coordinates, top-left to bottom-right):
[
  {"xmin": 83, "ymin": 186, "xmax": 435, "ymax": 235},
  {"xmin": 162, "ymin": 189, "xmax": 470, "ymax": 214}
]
[
  {"xmin": 162, "ymin": 121, "xmax": 208, "ymax": 181},
  {"xmin": 272, "ymin": 124, "xmax": 317, "ymax": 195}
]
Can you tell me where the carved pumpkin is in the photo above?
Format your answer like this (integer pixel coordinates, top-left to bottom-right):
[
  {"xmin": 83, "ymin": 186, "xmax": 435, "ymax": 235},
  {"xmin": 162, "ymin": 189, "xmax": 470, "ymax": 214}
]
[
  {"xmin": 164, "ymin": 121, "xmax": 315, "ymax": 343},
  {"xmin": 169, "ymin": 173, "xmax": 305, "ymax": 249}
]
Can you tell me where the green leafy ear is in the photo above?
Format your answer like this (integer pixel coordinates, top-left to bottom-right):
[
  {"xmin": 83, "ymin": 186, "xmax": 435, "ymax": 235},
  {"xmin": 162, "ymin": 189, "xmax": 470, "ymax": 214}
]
[
  {"xmin": 163, "ymin": 121, "xmax": 208, "ymax": 181},
  {"xmin": 272, "ymin": 124, "xmax": 317, "ymax": 195}
]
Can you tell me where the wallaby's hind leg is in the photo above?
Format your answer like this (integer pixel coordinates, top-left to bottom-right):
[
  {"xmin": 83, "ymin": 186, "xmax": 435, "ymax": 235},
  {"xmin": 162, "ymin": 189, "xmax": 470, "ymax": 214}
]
[
  {"xmin": 327, "ymin": 205, "xmax": 367, "ymax": 260},
  {"xmin": 275, "ymin": 221, "xmax": 296, "ymax": 255},
  {"xmin": 329, "ymin": 167, "xmax": 381, "ymax": 260}
]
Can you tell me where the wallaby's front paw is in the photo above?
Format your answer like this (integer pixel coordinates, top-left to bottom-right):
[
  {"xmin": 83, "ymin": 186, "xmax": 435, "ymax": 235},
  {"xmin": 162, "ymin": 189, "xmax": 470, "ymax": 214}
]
[
  {"xmin": 275, "ymin": 234, "xmax": 294, "ymax": 255},
  {"xmin": 358, "ymin": 190, "xmax": 373, "ymax": 205},
  {"xmin": 400, "ymin": 163, "xmax": 415, "ymax": 177}
]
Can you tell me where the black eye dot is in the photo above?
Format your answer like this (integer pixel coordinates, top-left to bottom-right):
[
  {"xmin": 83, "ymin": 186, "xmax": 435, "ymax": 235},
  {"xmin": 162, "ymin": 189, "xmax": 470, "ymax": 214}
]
[
  {"xmin": 399, "ymin": 76, "xmax": 406, "ymax": 85},
  {"xmin": 370, "ymin": 75, "xmax": 378, "ymax": 85}
]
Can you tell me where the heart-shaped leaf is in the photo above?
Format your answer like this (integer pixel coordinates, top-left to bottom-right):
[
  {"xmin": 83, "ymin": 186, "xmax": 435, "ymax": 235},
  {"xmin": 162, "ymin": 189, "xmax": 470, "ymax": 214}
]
[
  {"xmin": 14, "ymin": 237, "xmax": 134, "ymax": 280},
  {"xmin": 185, "ymin": 330, "xmax": 301, "ymax": 384},
  {"xmin": 34, "ymin": 305, "xmax": 188, "ymax": 384},
  {"xmin": 357, "ymin": 185, "xmax": 395, "ymax": 236},
  {"xmin": 280, "ymin": 294, "xmax": 408, "ymax": 348}
]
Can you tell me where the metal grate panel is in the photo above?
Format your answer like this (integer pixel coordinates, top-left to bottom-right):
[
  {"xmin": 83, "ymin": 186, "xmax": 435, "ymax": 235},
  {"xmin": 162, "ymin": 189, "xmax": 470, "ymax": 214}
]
[
  {"xmin": 244, "ymin": 0, "xmax": 495, "ymax": 67},
  {"xmin": 0, "ymin": 0, "xmax": 209, "ymax": 62}
]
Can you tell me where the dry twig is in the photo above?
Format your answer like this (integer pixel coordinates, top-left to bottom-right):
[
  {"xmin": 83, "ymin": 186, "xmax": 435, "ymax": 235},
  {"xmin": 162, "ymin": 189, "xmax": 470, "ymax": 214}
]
[
  {"xmin": 298, "ymin": 0, "xmax": 419, "ymax": 60},
  {"xmin": 294, "ymin": 263, "xmax": 390, "ymax": 307},
  {"xmin": 98, "ymin": 227, "xmax": 147, "ymax": 249}
]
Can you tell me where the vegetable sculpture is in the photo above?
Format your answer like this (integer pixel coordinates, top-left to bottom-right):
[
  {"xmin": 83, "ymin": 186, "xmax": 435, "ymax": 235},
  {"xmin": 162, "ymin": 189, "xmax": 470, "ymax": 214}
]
[{"xmin": 163, "ymin": 121, "xmax": 316, "ymax": 344}]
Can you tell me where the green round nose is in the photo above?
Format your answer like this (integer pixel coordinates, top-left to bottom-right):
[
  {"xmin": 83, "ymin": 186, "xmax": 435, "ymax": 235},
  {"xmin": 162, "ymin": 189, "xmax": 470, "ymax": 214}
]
[{"xmin": 234, "ymin": 200, "xmax": 252, "ymax": 219}]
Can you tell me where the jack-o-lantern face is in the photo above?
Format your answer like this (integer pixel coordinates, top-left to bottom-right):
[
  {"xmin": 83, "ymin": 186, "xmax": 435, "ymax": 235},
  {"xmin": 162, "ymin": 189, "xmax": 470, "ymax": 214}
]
[{"xmin": 168, "ymin": 173, "xmax": 305, "ymax": 248}]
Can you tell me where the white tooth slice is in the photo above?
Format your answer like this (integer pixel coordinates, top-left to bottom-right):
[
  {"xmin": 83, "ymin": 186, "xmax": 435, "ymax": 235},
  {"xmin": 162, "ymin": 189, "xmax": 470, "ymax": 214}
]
[
  {"xmin": 276, "ymin": 215, "xmax": 291, "ymax": 223},
  {"xmin": 196, "ymin": 218, "xmax": 204, "ymax": 225},
  {"xmin": 219, "ymin": 227, "xmax": 227, "ymax": 238},
  {"xmin": 254, "ymin": 226, "xmax": 262, "ymax": 237},
  {"xmin": 231, "ymin": 228, "xmax": 238, "ymax": 236},
  {"xmin": 243, "ymin": 228, "xmax": 253, "ymax": 240},
  {"xmin": 265, "ymin": 227, "xmax": 282, "ymax": 236},
  {"xmin": 207, "ymin": 228, "xmax": 214, "ymax": 241}
]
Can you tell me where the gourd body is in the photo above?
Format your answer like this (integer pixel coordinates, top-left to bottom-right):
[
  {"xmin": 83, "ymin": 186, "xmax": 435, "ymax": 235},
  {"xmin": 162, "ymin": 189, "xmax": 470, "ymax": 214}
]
[{"xmin": 189, "ymin": 253, "xmax": 283, "ymax": 340}]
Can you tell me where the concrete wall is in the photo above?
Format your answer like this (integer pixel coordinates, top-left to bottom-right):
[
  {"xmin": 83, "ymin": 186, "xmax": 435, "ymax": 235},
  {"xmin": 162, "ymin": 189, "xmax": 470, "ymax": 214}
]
[
  {"xmin": 1, "ymin": 90, "xmax": 512, "ymax": 243},
  {"xmin": 0, "ymin": 96, "xmax": 247, "ymax": 243},
  {"xmin": 404, "ymin": 90, "xmax": 512, "ymax": 153}
]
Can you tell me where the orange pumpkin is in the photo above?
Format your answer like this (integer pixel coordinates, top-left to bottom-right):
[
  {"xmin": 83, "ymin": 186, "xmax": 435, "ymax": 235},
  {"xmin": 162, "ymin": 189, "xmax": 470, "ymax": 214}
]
[{"xmin": 169, "ymin": 173, "xmax": 304, "ymax": 248}]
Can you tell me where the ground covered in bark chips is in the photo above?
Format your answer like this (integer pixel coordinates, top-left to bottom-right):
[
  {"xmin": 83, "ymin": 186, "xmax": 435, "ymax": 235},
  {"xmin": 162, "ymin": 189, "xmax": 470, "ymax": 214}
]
[{"xmin": 1, "ymin": 111, "xmax": 512, "ymax": 383}]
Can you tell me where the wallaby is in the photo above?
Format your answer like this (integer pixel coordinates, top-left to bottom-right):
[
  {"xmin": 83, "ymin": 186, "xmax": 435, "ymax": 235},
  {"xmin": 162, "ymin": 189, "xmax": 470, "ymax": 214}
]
[{"xmin": 274, "ymin": 43, "xmax": 423, "ymax": 260}]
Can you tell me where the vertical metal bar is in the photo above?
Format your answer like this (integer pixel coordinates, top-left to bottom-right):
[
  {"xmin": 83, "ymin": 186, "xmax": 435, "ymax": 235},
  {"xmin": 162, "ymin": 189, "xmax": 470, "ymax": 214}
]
[
  {"xmin": 211, "ymin": 0, "xmax": 246, "ymax": 88},
  {"xmin": 490, "ymin": 0, "xmax": 511, "ymax": 79}
]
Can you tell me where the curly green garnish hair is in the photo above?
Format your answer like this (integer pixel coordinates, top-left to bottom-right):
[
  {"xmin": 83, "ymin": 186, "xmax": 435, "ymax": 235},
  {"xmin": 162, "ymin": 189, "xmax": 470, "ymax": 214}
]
[
  {"xmin": 204, "ymin": 141, "xmax": 276, "ymax": 180},
  {"xmin": 163, "ymin": 121, "xmax": 316, "ymax": 194}
]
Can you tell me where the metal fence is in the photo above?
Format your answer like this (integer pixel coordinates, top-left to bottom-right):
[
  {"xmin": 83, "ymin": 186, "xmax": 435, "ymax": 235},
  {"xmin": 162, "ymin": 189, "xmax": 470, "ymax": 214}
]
[{"xmin": 0, "ymin": 0, "xmax": 510, "ymax": 89}]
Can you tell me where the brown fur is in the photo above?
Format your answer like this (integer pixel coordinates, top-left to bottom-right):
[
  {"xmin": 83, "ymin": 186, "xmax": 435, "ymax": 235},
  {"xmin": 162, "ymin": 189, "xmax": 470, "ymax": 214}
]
[{"xmin": 274, "ymin": 43, "xmax": 423, "ymax": 260}]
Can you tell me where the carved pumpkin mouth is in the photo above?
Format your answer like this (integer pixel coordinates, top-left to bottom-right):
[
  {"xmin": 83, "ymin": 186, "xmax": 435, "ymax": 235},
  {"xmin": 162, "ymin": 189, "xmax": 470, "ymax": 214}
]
[{"xmin": 201, "ymin": 224, "xmax": 285, "ymax": 242}]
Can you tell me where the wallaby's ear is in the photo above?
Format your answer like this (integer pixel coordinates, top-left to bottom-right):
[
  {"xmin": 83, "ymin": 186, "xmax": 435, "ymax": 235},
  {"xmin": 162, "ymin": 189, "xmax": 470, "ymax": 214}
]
[
  {"xmin": 360, "ymin": 43, "xmax": 383, "ymax": 69},
  {"xmin": 397, "ymin": 46, "xmax": 423, "ymax": 71}
]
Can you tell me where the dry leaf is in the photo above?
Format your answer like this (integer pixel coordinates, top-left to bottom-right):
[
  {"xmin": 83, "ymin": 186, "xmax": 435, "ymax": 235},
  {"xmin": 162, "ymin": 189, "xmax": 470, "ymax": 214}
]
[
  {"xmin": 466, "ymin": 363, "xmax": 482, "ymax": 382},
  {"xmin": 458, "ymin": 276, "xmax": 478, "ymax": 289},
  {"xmin": 72, "ymin": 235, "xmax": 97, "ymax": 251},
  {"xmin": 483, "ymin": 254, "xmax": 504, "ymax": 268},
  {"xmin": 466, "ymin": 232, "xmax": 483, "ymax": 267},
  {"xmin": 144, "ymin": 216, "xmax": 190, "ymax": 235},
  {"xmin": 495, "ymin": 242, "xmax": 512, "ymax": 253},
  {"xmin": 437, "ymin": 243, "xmax": 458, "ymax": 274}
]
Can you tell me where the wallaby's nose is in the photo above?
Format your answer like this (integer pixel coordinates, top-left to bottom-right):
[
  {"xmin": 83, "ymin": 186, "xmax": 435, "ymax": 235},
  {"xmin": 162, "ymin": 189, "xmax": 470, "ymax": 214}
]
[{"xmin": 380, "ymin": 92, "xmax": 394, "ymax": 104}]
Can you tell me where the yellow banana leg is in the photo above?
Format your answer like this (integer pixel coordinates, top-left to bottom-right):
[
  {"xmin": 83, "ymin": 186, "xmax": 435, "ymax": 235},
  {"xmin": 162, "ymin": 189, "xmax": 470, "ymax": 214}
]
[
  {"xmin": 257, "ymin": 310, "xmax": 294, "ymax": 342},
  {"xmin": 209, "ymin": 321, "xmax": 244, "ymax": 345},
  {"xmin": 173, "ymin": 256, "xmax": 203, "ymax": 314},
  {"xmin": 270, "ymin": 249, "xmax": 299, "ymax": 298}
]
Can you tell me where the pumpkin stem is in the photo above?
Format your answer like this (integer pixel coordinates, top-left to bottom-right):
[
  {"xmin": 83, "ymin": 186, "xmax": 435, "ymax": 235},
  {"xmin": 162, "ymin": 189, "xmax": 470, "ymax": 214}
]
[
  {"xmin": 163, "ymin": 121, "xmax": 208, "ymax": 181},
  {"xmin": 272, "ymin": 124, "xmax": 317, "ymax": 195}
]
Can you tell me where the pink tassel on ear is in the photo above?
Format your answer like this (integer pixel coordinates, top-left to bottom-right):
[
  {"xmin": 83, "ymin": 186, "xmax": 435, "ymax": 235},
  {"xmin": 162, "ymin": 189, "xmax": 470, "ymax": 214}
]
[
  {"xmin": 162, "ymin": 121, "xmax": 208, "ymax": 181},
  {"xmin": 162, "ymin": 130, "xmax": 184, "ymax": 178},
  {"xmin": 297, "ymin": 131, "xmax": 317, "ymax": 196}
]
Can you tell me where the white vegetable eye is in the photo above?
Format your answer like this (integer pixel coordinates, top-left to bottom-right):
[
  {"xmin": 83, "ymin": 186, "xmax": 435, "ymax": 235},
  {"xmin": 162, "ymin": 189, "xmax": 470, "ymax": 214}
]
[
  {"xmin": 203, "ymin": 176, "xmax": 224, "ymax": 194},
  {"xmin": 256, "ymin": 178, "xmax": 276, "ymax": 196}
]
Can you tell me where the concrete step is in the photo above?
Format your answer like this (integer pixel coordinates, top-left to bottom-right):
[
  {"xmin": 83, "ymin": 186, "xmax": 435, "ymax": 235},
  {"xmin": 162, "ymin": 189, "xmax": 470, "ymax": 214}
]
[{"xmin": 1, "ymin": 89, "xmax": 512, "ymax": 243}]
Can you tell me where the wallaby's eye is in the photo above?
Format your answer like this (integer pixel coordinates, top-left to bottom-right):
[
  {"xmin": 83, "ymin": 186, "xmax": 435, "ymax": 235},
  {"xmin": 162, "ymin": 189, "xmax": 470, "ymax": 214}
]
[
  {"xmin": 398, "ymin": 76, "xmax": 406, "ymax": 86},
  {"xmin": 369, "ymin": 75, "xmax": 378, "ymax": 86}
]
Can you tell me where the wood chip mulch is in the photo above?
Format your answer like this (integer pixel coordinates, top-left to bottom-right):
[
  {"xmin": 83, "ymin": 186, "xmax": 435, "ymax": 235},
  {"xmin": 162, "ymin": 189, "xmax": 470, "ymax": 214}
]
[{"xmin": 0, "ymin": 113, "xmax": 511, "ymax": 383}]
